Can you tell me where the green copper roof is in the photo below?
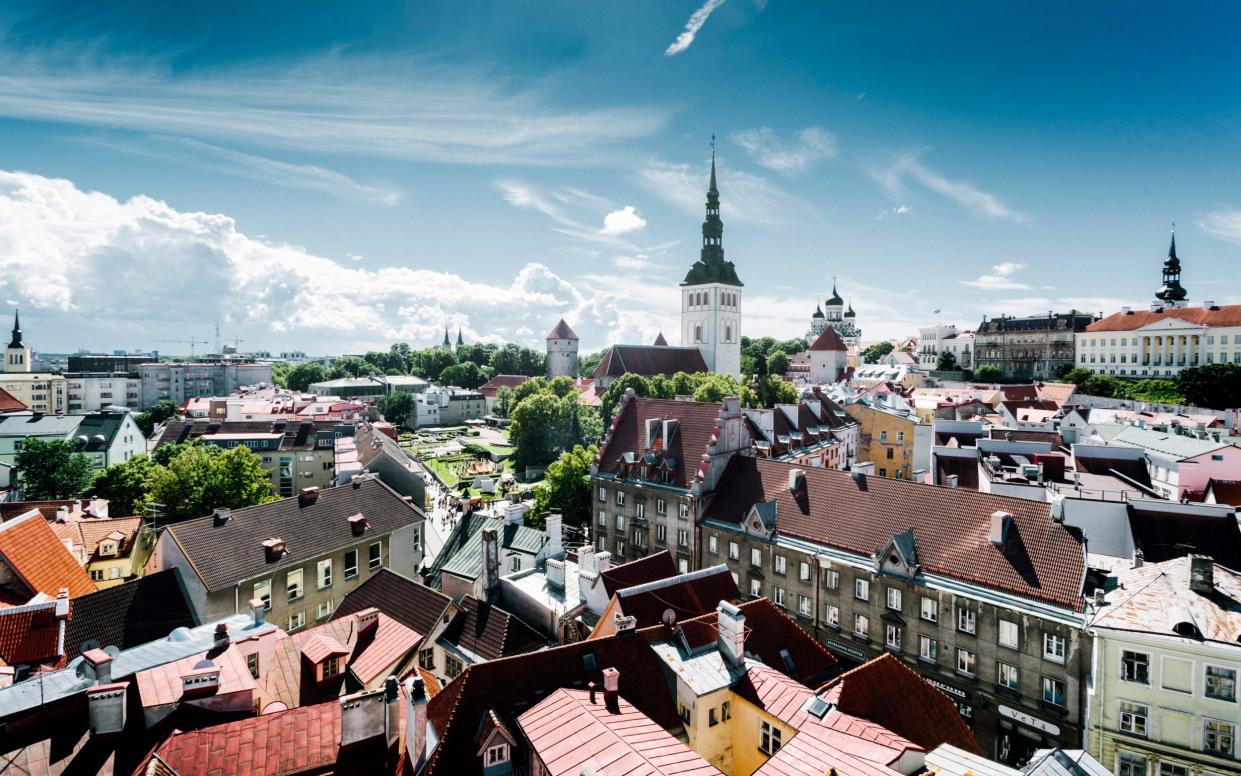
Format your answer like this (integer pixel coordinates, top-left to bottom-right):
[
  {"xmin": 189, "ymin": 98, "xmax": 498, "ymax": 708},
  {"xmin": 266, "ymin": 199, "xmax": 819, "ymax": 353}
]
[{"xmin": 681, "ymin": 147, "xmax": 743, "ymax": 288}]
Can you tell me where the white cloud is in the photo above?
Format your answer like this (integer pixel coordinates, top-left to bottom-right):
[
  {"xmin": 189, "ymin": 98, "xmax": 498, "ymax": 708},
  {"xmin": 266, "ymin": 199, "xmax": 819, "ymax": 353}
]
[
  {"xmin": 665, "ymin": 0, "xmax": 728, "ymax": 56},
  {"xmin": 962, "ymin": 262, "xmax": 1031, "ymax": 290},
  {"xmin": 896, "ymin": 205, "xmax": 912, "ymax": 215},
  {"xmin": 0, "ymin": 169, "xmax": 674, "ymax": 353},
  {"xmin": 600, "ymin": 206, "xmax": 647, "ymax": 236},
  {"xmin": 637, "ymin": 159, "xmax": 819, "ymax": 226},
  {"xmin": 874, "ymin": 204, "xmax": 912, "ymax": 220},
  {"xmin": 729, "ymin": 126, "xmax": 838, "ymax": 173},
  {"xmin": 0, "ymin": 51, "xmax": 668, "ymax": 166},
  {"xmin": 872, "ymin": 151, "xmax": 1029, "ymax": 224},
  {"xmin": 1199, "ymin": 210, "xmax": 1241, "ymax": 244},
  {"xmin": 612, "ymin": 254, "xmax": 652, "ymax": 270}
]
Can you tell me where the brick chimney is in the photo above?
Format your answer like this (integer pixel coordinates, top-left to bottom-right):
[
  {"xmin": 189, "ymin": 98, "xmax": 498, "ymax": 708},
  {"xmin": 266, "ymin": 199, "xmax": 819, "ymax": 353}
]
[
  {"xmin": 717, "ymin": 600, "xmax": 746, "ymax": 666},
  {"xmin": 405, "ymin": 676, "xmax": 429, "ymax": 770},
  {"xmin": 354, "ymin": 607, "xmax": 381, "ymax": 636},
  {"xmin": 298, "ymin": 486, "xmax": 320, "ymax": 507},
  {"xmin": 601, "ymin": 666, "xmax": 620, "ymax": 713},
  {"xmin": 82, "ymin": 648, "xmax": 114, "ymax": 684},
  {"xmin": 1189, "ymin": 555, "xmax": 1215, "ymax": 596},
  {"xmin": 86, "ymin": 682, "xmax": 128, "ymax": 735}
]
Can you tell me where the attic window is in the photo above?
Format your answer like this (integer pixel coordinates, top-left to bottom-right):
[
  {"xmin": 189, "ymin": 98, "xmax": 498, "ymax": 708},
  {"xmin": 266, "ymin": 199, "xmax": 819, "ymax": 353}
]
[
  {"xmin": 806, "ymin": 696, "xmax": 830, "ymax": 719},
  {"xmin": 778, "ymin": 648, "xmax": 796, "ymax": 673}
]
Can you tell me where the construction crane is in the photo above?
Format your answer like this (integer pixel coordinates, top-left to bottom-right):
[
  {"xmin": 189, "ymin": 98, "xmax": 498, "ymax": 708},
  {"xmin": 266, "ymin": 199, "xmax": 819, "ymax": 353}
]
[{"xmin": 153, "ymin": 337, "xmax": 209, "ymax": 359}]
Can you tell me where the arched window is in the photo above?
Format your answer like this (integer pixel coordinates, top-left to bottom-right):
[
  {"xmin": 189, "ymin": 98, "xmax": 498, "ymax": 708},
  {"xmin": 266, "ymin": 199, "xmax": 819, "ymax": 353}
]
[
  {"xmin": 725, "ymin": 324, "xmax": 733, "ymax": 342},
  {"xmin": 694, "ymin": 324, "xmax": 703, "ymax": 343}
]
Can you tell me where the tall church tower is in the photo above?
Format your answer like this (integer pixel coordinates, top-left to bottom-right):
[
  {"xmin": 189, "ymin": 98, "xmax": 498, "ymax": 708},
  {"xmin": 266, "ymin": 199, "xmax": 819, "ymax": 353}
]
[
  {"xmin": 1154, "ymin": 227, "xmax": 1189, "ymax": 309},
  {"xmin": 680, "ymin": 141, "xmax": 742, "ymax": 379},
  {"xmin": 4, "ymin": 310, "xmax": 30, "ymax": 374}
]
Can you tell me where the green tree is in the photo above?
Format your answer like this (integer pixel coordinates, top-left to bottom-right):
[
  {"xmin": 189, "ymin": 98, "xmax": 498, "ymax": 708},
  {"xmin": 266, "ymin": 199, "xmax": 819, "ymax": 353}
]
[
  {"xmin": 455, "ymin": 342, "xmax": 497, "ymax": 369},
  {"xmin": 578, "ymin": 405, "xmax": 605, "ymax": 447},
  {"xmin": 147, "ymin": 445, "xmax": 276, "ymax": 523},
  {"xmin": 439, "ymin": 361, "xmax": 488, "ymax": 389},
  {"xmin": 862, "ymin": 341, "xmax": 895, "ymax": 364},
  {"xmin": 1061, "ymin": 367, "xmax": 1094, "ymax": 385},
  {"xmin": 509, "ymin": 391, "xmax": 572, "ymax": 469},
  {"xmin": 1176, "ymin": 363, "xmax": 1241, "ymax": 410},
  {"xmin": 285, "ymin": 362, "xmax": 327, "ymax": 392},
  {"xmin": 413, "ymin": 348, "xmax": 457, "ymax": 382},
  {"xmin": 935, "ymin": 351, "xmax": 957, "ymax": 371},
  {"xmin": 328, "ymin": 356, "xmax": 369, "ymax": 380},
  {"xmin": 378, "ymin": 392, "xmax": 415, "ymax": 426},
  {"xmin": 749, "ymin": 375, "xmax": 799, "ymax": 408},
  {"xmin": 494, "ymin": 386, "xmax": 514, "ymax": 418},
  {"xmin": 16, "ymin": 438, "xmax": 95, "ymax": 500},
  {"xmin": 578, "ymin": 350, "xmax": 605, "ymax": 377},
  {"xmin": 92, "ymin": 454, "xmax": 158, "ymax": 516},
  {"xmin": 134, "ymin": 399, "xmax": 182, "ymax": 436},
  {"xmin": 1080, "ymin": 374, "xmax": 1120, "ymax": 398},
  {"xmin": 492, "ymin": 343, "xmax": 546, "ymax": 377},
  {"xmin": 767, "ymin": 350, "xmax": 790, "ymax": 376},
  {"xmin": 974, "ymin": 365, "xmax": 1003, "ymax": 382},
  {"xmin": 534, "ymin": 445, "xmax": 598, "ymax": 528},
  {"xmin": 600, "ymin": 373, "xmax": 650, "ymax": 421},
  {"xmin": 691, "ymin": 374, "xmax": 744, "ymax": 404}
]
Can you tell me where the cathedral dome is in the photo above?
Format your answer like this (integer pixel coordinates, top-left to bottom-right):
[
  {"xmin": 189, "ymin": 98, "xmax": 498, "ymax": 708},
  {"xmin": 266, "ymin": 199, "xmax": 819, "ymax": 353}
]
[
  {"xmin": 844, "ymin": 303, "xmax": 856, "ymax": 318},
  {"xmin": 812, "ymin": 304, "xmax": 824, "ymax": 319}
]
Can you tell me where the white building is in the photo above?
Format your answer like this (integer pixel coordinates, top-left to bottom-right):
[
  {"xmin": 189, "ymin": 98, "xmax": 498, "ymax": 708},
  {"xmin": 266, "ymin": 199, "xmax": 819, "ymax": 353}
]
[
  {"xmin": 807, "ymin": 281, "xmax": 862, "ymax": 348},
  {"xmin": 545, "ymin": 319, "xmax": 579, "ymax": 379},
  {"xmin": 680, "ymin": 149, "xmax": 742, "ymax": 379},
  {"xmin": 65, "ymin": 372, "xmax": 143, "ymax": 412},
  {"xmin": 807, "ymin": 326, "xmax": 849, "ymax": 384},
  {"xmin": 918, "ymin": 324, "xmax": 974, "ymax": 369}
]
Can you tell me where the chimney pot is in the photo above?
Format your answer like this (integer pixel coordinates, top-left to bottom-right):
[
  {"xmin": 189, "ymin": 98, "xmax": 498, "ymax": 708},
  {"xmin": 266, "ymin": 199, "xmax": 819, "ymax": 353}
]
[
  {"xmin": 989, "ymin": 511, "xmax": 1012, "ymax": 545},
  {"xmin": 213, "ymin": 507, "xmax": 231, "ymax": 523},
  {"xmin": 588, "ymin": 681, "xmax": 597, "ymax": 704},
  {"xmin": 339, "ymin": 688, "xmax": 388, "ymax": 749},
  {"xmin": 601, "ymin": 667, "xmax": 620, "ymax": 712},
  {"xmin": 299, "ymin": 486, "xmax": 321, "ymax": 506},
  {"xmin": 717, "ymin": 600, "xmax": 746, "ymax": 666},
  {"xmin": 214, "ymin": 622, "xmax": 230, "ymax": 650},
  {"xmin": 249, "ymin": 598, "xmax": 266, "ymax": 627},
  {"xmin": 788, "ymin": 468, "xmax": 806, "ymax": 491},
  {"xmin": 86, "ymin": 682, "xmax": 128, "ymax": 736}
]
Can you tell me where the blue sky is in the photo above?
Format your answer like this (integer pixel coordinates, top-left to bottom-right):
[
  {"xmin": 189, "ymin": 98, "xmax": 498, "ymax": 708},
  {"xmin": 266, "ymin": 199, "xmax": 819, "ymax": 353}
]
[{"xmin": 0, "ymin": 0, "xmax": 1238, "ymax": 355}]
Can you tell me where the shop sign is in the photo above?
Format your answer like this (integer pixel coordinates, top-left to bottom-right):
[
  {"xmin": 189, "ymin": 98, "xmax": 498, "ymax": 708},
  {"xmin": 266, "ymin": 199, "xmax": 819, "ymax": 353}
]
[
  {"xmin": 998, "ymin": 705, "xmax": 1060, "ymax": 736},
  {"xmin": 824, "ymin": 638, "xmax": 867, "ymax": 661}
]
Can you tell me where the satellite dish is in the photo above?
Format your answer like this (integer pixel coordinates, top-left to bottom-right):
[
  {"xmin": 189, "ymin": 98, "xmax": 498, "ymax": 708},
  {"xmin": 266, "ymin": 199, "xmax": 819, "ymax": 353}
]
[
  {"xmin": 75, "ymin": 661, "xmax": 95, "ymax": 681},
  {"xmin": 661, "ymin": 608, "xmax": 676, "ymax": 627},
  {"xmin": 193, "ymin": 658, "xmax": 216, "ymax": 670},
  {"xmin": 168, "ymin": 626, "xmax": 193, "ymax": 642},
  {"xmin": 104, "ymin": 645, "xmax": 122, "ymax": 659}
]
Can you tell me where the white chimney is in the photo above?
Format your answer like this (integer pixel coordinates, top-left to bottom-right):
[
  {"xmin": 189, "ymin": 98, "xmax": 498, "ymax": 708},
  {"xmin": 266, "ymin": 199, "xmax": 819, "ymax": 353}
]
[
  {"xmin": 354, "ymin": 607, "xmax": 381, "ymax": 635},
  {"xmin": 788, "ymin": 468, "xmax": 806, "ymax": 491},
  {"xmin": 989, "ymin": 511, "xmax": 1012, "ymax": 545},
  {"xmin": 546, "ymin": 511, "xmax": 563, "ymax": 557},
  {"xmin": 249, "ymin": 597, "xmax": 266, "ymax": 627},
  {"xmin": 578, "ymin": 545, "xmax": 597, "ymax": 575},
  {"xmin": 717, "ymin": 600, "xmax": 746, "ymax": 666},
  {"xmin": 405, "ymin": 677, "xmax": 429, "ymax": 770},
  {"xmin": 946, "ymin": 474, "xmax": 959, "ymax": 488},
  {"xmin": 339, "ymin": 687, "xmax": 387, "ymax": 749},
  {"xmin": 852, "ymin": 461, "xmax": 875, "ymax": 476},
  {"xmin": 595, "ymin": 550, "xmax": 612, "ymax": 574},
  {"xmin": 86, "ymin": 682, "xmax": 127, "ymax": 735},
  {"xmin": 56, "ymin": 505, "xmax": 70, "ymax": 523},
  {"xmin": 545, "ymin": 558, "xmax": 566, "ymax": 590},
  {"xmin": 82, "ymin": 648, "xmax": 114, "ymax": 685},
  {"xmin": 1204, "ymin": 300, "xmax": 1216, "ymax": 309}
]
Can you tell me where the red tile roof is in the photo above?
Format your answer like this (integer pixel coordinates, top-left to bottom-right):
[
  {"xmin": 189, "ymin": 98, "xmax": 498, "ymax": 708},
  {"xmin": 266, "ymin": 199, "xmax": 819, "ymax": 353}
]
[
  {"xmin": 819, "ymin": 653, "xmax": 981, "ymax": 754},
  {"xmin": 0, "ymin": 598, "xmax": 62, "ymax": 666},
  {"xmin": 652, "ymin": 332, "xmax": 669, "ymax": 346},
  {"xmin": 809, "ymin": 326, "xmax": 848, "ymax": 352},
  {"xmin": 599, "ymin": 550, "xmax": 679, "ymax": 598},
  {"xmin": 612, "ymin": 565, "xmax": 739, "ymax": 629},
  {"xmin": 149, "ymin": 700, "xmax": 344, "ymax": 776},
  {"xmin": 332, "ymin": 568, "xmax": 452, "ymax": 640},
  {"xmin": 592, "ymin": 345, "xmax": 708, "ymax": 379},
  {"xmin": 0, "ymin": 387, "xmax": 26, "ymax": 412},
  {"xmin": 0, "ymin": 511, "xmax": 96, "ymax": 604},
  {"xmin": 597, "ymin": 397, "xmax": 724, "ymax": 490},
  {"xmin": 477, "ymin": 374, "xmax": 530, "ymax": 399},
  {"xmin": 438, "ymin": 596, "xmax": 545, "ymax": 662},
  {"xmin": 517, "ymin": 687, "xmax": 720, "ymax": 776},
  {"xmin": 705, "ymin": 457, "xmax": 1086, "ymax": 611},
  {"xmin": 1086, "ymin": 303, "xmax": 1241, "ymax": 332},
  {"xmin": 547, "ymin": 319, "xmax": 579, "ymax": 340}
]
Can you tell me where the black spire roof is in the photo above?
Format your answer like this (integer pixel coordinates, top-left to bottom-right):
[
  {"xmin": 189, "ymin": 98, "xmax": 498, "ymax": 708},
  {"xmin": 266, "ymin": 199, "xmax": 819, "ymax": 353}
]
[
  {"xmin": 1155, "ymin": 226, "xmax": 1188, "ymax": 303},
  {"xmin": 681, "ymin": 138, "xmax": 742, "ymax": 288},
  {"xmin": 456, "ymin": 328, "xmax": 464, "ymax": 346},
  {"xmin": 442, "ymin": 326, "xmax": 451, "ymax": 347},
  {"xmin": 844, "ymin": 300, "xmax": 856, "ymax": 318},
  {"xmin": 825, "ymin": 280, "xmax": 844, "ymax": 306},
  {"xmin": 812, "ymin": 304, "xmax": 824, "ymax": 319},
  {"xmin": 7, "ymin": 310, "xmax": 21, "ymax": 349}
]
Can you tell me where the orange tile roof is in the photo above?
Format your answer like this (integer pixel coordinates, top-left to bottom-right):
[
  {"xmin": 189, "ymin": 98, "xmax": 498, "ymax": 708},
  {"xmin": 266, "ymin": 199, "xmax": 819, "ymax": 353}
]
[
  {"xmin": 1086, "ymin": 303, "xmax": 1241, "ymax": 332},
  {"xmin": 0, "ymin": 511, "xmax": 96, "ymax": 603},
  {"xmin": 0, "ymin": 388, "xmax": 26, "ymax": 412},
  {"xmin": 809, "ymin": 326, "xmax": 848, "ymax": 352}
]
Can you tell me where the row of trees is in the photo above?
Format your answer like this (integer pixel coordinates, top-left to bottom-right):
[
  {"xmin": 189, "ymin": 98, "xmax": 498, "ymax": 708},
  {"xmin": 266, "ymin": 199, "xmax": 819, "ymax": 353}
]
[
  {"xmin": 598, "ymin": 370, "xmax": 799, "ymax": 421},
  {"xmin": 1059, "ymin": 363, "xmax": 1240, "ymax": 410},
  {"xmin": 17, "ymin": 439, "xmax": 277, "ymax": 522},
  {"xmin": 273, "ymin": 342, "xmax": 547, "ymax": 392}
]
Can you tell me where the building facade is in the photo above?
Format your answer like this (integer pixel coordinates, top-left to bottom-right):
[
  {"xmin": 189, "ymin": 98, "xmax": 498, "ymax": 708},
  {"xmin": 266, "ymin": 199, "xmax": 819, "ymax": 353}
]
[
  {"xmin": 844, "ymin": 396, "xmax": 928, "ymax": 480},
  {"xmin": 680, "ymin": 147, "xmax": 743, "ymax": 379},
  {"xmin": 0, "ymin": 373, "xmax": 67, "ymax": 414},
  {"xmin": 545, "ymin": 319, "xmax": 579, "ymax": 379},
  {"xmin": 139, "ymin": 361, "xmax": 274, "ymax": 408},
  {"xmin": 974, "ymin": 312, "xmax": 1096, "ymax": 380},
  {"xmin": 807, "ymin": 281, "xmax": 862, "ymax": 348},
  {"xmin": 918, "ymin": 324, "xmax": 974, "ymax": 369},
  {"xmin": 698, "ymin": 457, "xmax": 1089, "ymax": 767},
  {"xmin": 64, "ymin": 372, "xmax": 142, "ymax": 412},
  {"xmin": 1088, "ymin": 556, "xmax": 1240, "ymax": 776}
]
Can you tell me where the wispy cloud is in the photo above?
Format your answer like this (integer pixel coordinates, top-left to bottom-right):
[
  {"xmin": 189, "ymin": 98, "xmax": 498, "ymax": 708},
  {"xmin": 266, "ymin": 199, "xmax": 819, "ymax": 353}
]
[
  {"xmin": 637, "ymin": 159, "xmax": 819, "ymax": 226},
  {"xmin": 665, "ymin": 0, "xmax": 728, "ymax": 56},
  {"xmin": 872, "ymin": 150, "xmax": 1029, "ymax": 224},
  {"xmin": 962, "ymin": 262, "xmax": 1031, "ymax": 290},
  {"xmin": 1199, "ymin": 209, "xmax": 1241, "ymax": 244},
  {"xmin": 729, "ymin": 127, "xmax": 838, "ymax": 173},
  {"xmin": 0, "ymin": 51, "xmax": 669, "ymax": 166},
  {"xmin": 600, "ymin": 206, "xmax": 647, "ymax": 236}
]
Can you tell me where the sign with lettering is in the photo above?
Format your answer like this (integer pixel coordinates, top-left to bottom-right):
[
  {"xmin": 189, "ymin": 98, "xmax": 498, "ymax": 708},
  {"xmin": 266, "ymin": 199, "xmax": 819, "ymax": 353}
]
[
  {"xmin": 927, "ymin": 678, "xmax": 969, "ymax": 701},
  {"xmin": 824, "ymin": 639, "xmax": 867, "ymax": 661},
  {"xmin": 998, "ymin": 705, "xmax": 1060, "ymax": 736}
]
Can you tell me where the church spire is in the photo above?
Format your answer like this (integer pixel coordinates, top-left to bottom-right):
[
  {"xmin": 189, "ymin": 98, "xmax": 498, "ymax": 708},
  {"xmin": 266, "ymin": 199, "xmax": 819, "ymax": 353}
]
[
  {"xmin": 8, "ymin": 309, "xmax": 21, "ymax": 349},
  {"xmin": 708, "ymin": 133, "xmax": 718, "ymax": 195},
  {"xmin": 442, "ymin": 324, "xmax": 450, "ymax": 348},
  {"xmin": 1155, "ymin": 224, "xmax": 1188, "ymax": 305},
  {"xmin": 456, "ymin": 327, "xmax": 463, "ymax": 346},
  {"xmin": 680, "ymin": 136, "xmax": 742, "ymax": 288}
]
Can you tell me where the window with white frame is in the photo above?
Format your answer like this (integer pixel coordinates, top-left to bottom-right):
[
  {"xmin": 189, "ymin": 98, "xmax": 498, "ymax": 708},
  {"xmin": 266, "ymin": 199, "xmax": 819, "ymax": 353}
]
[
  {"xmin": 728, "ymin": 541, "xmax": 739, "ymax": 560},
  {"xmin": 598, "ymin": 510, "xmax": 607, "ymax": 526},
  {"xmin": 798, "ymin": 561, "xmax": 811, "ymax": 582},
  {"xmin": 886, "ymin": 587, "xmax": 902, "ymax": 611},
  {"xmin": 317, "ymin": 599, "xmax": 334, "ymax": 619},
  {"xmin": 286, "ymin": 569, "xmax": 303, "ymax": 601},
  {"xmin": 773, "ymin": 586, "xmax": 786, "ymax": 607},
  {"xmin": 656, "ymin": 498, "xmax": 666, "ymax": 514},
  {"xmin": 759, "ymin": 720, "xmax": 782, "ymax": 755},
  {"xmin": 288, "ymin": 610, "xmax": 305, "ymax": 630},
  {"xmin": 854, "ymin": 613, "xmax": 869, "ymax": 638},
  {"xmin": 635, "ymin": 502, "xmax": 645, "ymax": 519},
  {"xmin": 1156, "ymin": 764, "xmax": 1186, "ymax": 776},
  {"xmin": 678, "ymin": 529, "xmax": 689, "ymax": 547},
  {"xmin": 825, "ymin": 604, "xmax": 839, "ymax": 628},
  {"xmin": 680, "ymin": 502, "xmax": 690, "ymax": 519},
  {"xmin": 598, "ymin": 486, "xmax": 607, "ymax": 502},
  {"xmin": 919, "ymin": 636, "xmax": 937, "ymax": 662},
  {"xmin": 1042, "ymin": 676, "xmax": 1066, "ymax": 706},
  {"xmin": 956, "ymin": 606, "xmax": 976, "ymax": 634},
  {"xmin": 1205, "ymin": 665, "xmax": 1237, "ymax": 701},
  {"xmin": 344, "ymin": 549, "xmax": 359, "ymax": 579},
  {"xmin": 750, "ymin": 578, "xmax": 762, "ymax": 598},
  {"xmin": 774, "ymin": 554, "xmax": 786, "ymax": 575},
  {"xmin": 616, "ymin": 490, "xmax": 625, "ymax": 505},
  {"xmin": 1116, "ymin": 752, "xmax": 1146, "ymax": 776},
  {"xmin": 510, "ymin": 556, "xmax": 521, "ymax": 572},
  {"xmin": 615, "ymin": 539, "xmax": 625, "ymax": 558},
  {"xmin": 998, "ymin": 619, "xmax": 1019, "ymax": 649},
  {"xmin": 616, "ymin": 514, "xmax": 626, "ymax": 531},
  {"xmin": 956, "ymin": 648, "xmax": 976, "ymax": 676},
  {"xmin": 485, "ymin": 744, "xmax": 509, "ymax": 766},
  {"xmin": 997, "ymin": 662, "xmax": 1019, "ymax": 690},
  {"xmin": 1043, "ymin": 632, "xmax": 1066, "ymax": 663},
  {"xmin": 751, "ymin": 548, "xmax": 762, "ymax": 567},
  {"xmin": 921, "ymin": 597, "xmax": 938, "ymax": 622},
  {"xmin": 1119, "ymin": 701, "xmax": 1148, "ymax": 737},
  {"xmin": 656, "ymin": 524, "xmax": 667, "ymax": 543},
  {"xmin": 797, "ymin": 594, "xmax": 811, "ymax": 617},
  {"xmin": 253, "ymin": 579, "xmax": 272, "ymax": 610},
  {"xmin": 824, "ymin": 570, "xmax": 839, "ymax": 590},
  {"xmin": 885, "ymin": 624, "xmax": 902, "ymax": 650},
  {"xmin": 1204, "ymin": 719, "xmax": 1235, "ymax": 757},
  {"xmin": 855, "ymin": 578, "xmax": 870, "ymax": 601},
  {"xmin": 1121, "ymin": 650, "xmax": 1150, "ymax": 684},
  {"xmin": 708, "ymin": 536, "xmax": 718, "ymax": 554},
  {"xmin": 317, "ymin": 558, "xmax": 333, "ymax": 588}
]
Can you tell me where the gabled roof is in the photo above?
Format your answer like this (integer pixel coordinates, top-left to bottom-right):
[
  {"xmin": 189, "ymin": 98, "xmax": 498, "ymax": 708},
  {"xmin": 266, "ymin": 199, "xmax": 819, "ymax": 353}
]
[
  {"xmin": 705, "ymin": 457, "xmax": 1086, "ymax": 611},
  {"xmin": 517, "ymin": 687, "xmax": 720, "ymax": 776},
  {"xmin": 163, "ymin": 479, "xmax": 423, "ymax": 592},
  {"xmin": 809, "ymin": 326, "xmax": 848, "ymax": 352},
  {"xmin": 63, "ymin": 569, "xmax": 197, "ymax": 659},
  {"xmin": 1086, "ymin": 303, "xmax": 1241, "ymax": 332},
  {"xmin": 592, "ymin": 345, "xmax": 709, "ymax": 379},
  {"xmin": 1206, "ymin": 478, "xmax": 1241, "ymax": 507},
  {"xmin": 652, "ymin": 331, "xmax": 669, "ymax": 346},
  {"xmin": 546, "ymin": 318, "xmax": 579, "ymax": 340},
  {"xmin": 600, "ymin": 549, "xmax": 679, "ymax": 598},
  {"xmin": 596, "ymin": 397, "xmax": 724, "ymax": 490},
  {"xmin": 73, "ymin": 412, "xmax": 134, "ymax": 452},
  {"xmin": 1128, "ymin": 504, "xmax": 1241, "ymax": 571},
  {"xmin": 0, "ymin": 510, "xmax": 96, "ymax": 604},
  {"xmin": 333, "ymin": 568, "xmax": 452, "ymax": 639},
  {"xmin": 0, "ymin": 387, "xmax": 27, "ymax": 412},
  {"xmin": 0, "ymin": 598, "xmax": 62, "ymax": 667},
  {"xmin": 611, "ymin": 564, "xmax": 739, "ymax": 629},
  {"xmin": 476, "ymin": 374, "xmax": 530, "ymax": 398},
  {"xmin": 1109, "ymin": 425, "xmax": 1230, "ymax": 460},
  {"xmin": 438, "ymin": 595, "xmax": 545, "ymax": 662}
]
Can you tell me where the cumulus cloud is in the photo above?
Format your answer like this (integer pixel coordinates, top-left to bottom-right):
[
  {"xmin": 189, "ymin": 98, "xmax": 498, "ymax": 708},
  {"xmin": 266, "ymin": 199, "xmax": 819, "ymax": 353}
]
[
  {"xmin": 962, "ymin": 262, "xmax": 1031, "ymax": 290},
  {"xmin": 872, "ymin": 150, "xmax": 1029, "ymax": 224},
  {"xmin": 600, "ymin": 206, "xmax": 647, "ymax": 236},
  {"xmin": 665, "ymin": 0, "xmax": 728, "ymax": 56},
  {"xmin": 0, "ymin": 169, "xmax": 663, "ymax": 353},
  {"xmin": 1199, "ymin": 209, "xmax": 1241, "ymax": 244},
  {"xmin": 729, "ymin": 127, "xmax": 838, "ymax": 173}
]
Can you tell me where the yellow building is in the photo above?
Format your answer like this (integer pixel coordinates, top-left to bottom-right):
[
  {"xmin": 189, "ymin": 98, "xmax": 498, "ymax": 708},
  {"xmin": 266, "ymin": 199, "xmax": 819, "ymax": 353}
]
[
  {"xmin": 0, "ymin": 373, "xmax": 67, "ymax": 414},
  {"xmin": 844, "ymin": 397, "xmax": 925, "ymax": 479}
]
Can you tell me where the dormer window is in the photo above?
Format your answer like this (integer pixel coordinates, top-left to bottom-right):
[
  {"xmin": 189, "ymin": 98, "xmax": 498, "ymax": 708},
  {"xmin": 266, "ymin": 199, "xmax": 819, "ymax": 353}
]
[
  {"xmin": 484, "ymin": 744, "xmax": 509, "ymax": 766},
  {"xmin": 321, "ymin": 656, "xmax": 341, "ymax": 680},
  {"xmin": 99, "ymin": 541, "xmax": 117, "ymax": 557}
]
